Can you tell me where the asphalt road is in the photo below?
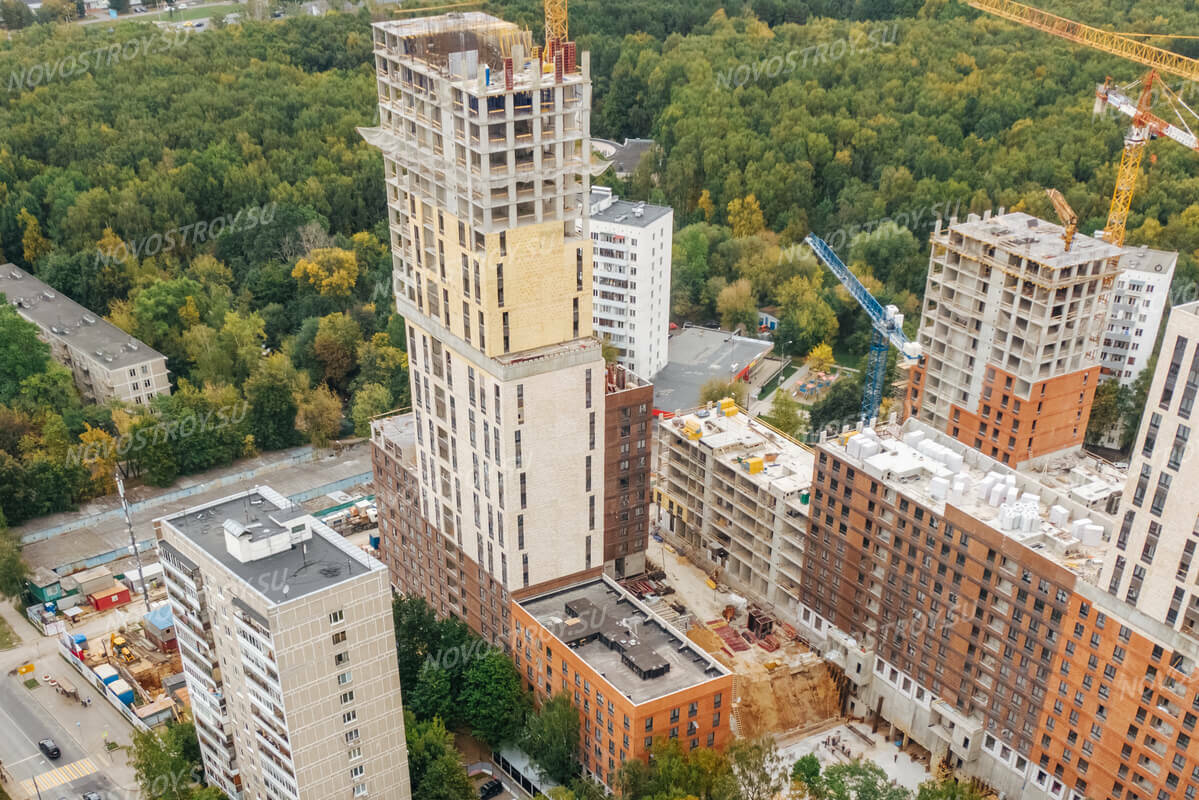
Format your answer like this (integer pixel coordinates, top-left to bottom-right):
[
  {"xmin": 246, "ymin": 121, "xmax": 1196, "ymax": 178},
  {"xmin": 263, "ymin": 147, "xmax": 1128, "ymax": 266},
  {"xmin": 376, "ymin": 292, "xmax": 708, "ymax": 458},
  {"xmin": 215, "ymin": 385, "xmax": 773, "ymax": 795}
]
[{"xmin": 0, "ymin": 677, "xmax": 118, "ymax": 799}]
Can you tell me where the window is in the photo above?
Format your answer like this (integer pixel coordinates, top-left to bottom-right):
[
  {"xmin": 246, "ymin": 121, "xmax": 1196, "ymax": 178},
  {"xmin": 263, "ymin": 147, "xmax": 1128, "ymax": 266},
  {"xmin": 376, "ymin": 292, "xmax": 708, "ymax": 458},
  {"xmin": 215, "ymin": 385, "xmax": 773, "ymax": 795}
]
[
  {"xmin": 329, "ymin": 610, "xmax": 344, "ymax": 625},
  {"xmin": 350, "ymin": 765, "xmax": 365, "ymax": 779},
  {"xmin": 343, "ymin": 710, "xmax": 357, "ymax": 724},
  {"xmin": 335, "ymin": 652, "xmax": 350, "ymax": 666},
  {"xmin": 345, "ymin": 729, "xmax": 360, "ymax": 743},
  {"xmin": 332, "ymin": 631, "xmax": 347, "ymax": 645},
  {"xmin": 341, "ymin": 691, "xmax": 355, "ymax": 705},
  {"xmin": 338, "ymin": 671, "xmax": 352, "ymax": 685},
  {"xmin": 354, "ymin": 783, "xmax": 368, "ymax": 797},
  {"xmin": 348, "ymin": 746, "xmax": 362, "ymax": 761}
]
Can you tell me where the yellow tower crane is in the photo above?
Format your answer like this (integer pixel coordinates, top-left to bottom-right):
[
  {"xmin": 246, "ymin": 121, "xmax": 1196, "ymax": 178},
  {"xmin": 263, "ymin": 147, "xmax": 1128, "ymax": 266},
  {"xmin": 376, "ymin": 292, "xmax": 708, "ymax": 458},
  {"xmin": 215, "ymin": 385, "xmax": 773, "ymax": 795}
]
[
  {"xmin": 968, "ymin": 0, "xmax": 1199, "ymax": 246},
  {"xmin": 544, "ymin": 0, "xmax": 568, "ymax": 56}
]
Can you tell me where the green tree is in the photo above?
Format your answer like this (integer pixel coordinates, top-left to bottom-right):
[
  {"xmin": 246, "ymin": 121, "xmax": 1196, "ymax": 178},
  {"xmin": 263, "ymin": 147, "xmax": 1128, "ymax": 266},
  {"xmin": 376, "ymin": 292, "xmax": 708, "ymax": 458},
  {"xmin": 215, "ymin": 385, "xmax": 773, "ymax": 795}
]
[
  {"xmin": 460, "ymin": 648, "xmax": 527, "ymax": 747},
  {"xmin": 808, "ymin": 374, "xmax": 865, "ymax": 433},
  {"xmin": 700, "ymin": 377, "xmax": 747, "ymax": 407},
  {"xmin": 810, "ymin": 760, "xmax": 912, "ymax": 800},
  {"xmin": 0, "ymin": 524, "xmax": 28, "ymax": 599},
  {"xmin": 915, "ymin": 776, "xmax": 988, "ymax": 800},
  {"xmin": 522, "ymin": 693, "xmax": 581, "ymax": 784},
  {"xmin": 0, "ymin": 305, "xmax": 51, "ymax": 404},
  {"xmin": 404, "ymin": 711, "xmax": 474, "ymax": 800},
  {"xmin": 410, "ymin": 660, "xmax": 456, "ymax": 724},
  {"xmin": 350, "ymin": 382, "xmax": 392, "ymax": 437},
  {"xmin": 1085, "ymin": 378, "xmax": 1123, "ymax": 446},
  {"xmin": 1, "ymin": 0, "xmax": 35, "ymax": 28},
  {"xmin": 761, "ymin": 389, "xmax": 806, "ymax": 439},
  {"xmin": 130, "ymin": 722, "xmax": 204, "ymax": 800},
  {"xmin": 727, "ymin": 737, "xmax": 786, "ymax": 800},
  {"xmin": 243, "ymin": 354, "xmax": 303, "ymax": 451},
  {"xmin": 393, "ymin": 595, "xmax": 443, "ymax": 694},
  {"xmin": 792, "ymin": 754, "xmax": 821, "ymax": 793}
]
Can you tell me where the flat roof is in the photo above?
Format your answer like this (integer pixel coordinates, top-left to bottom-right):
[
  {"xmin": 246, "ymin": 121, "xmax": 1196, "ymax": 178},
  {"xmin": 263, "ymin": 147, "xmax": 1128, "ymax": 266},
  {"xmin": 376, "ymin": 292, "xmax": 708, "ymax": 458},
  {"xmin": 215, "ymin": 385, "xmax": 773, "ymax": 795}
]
[
  {"xmin": 945, "ymin": 212, "xmax": 1125, "ymax": 268},
  {"xmin": 161, "ymin": 486, "xmax": 378, "ymax": 605},
  {"xmin": 1118, "ymin": 245, "xmax": 1178, "ymax": 277},
  {"xmin": 818, "ymin": 420, "xmax": 1114, "ymax": 581},
  {"xmin": 663, "ymin": 406, "xmax": 814, "ymax": 498},
  {"xmin": 651, "ymin": 327, "xmax": 772, "ymax": 412},
  {"xmin": 519, "ymin": 576, "xmax": 729, "ymax": 705},
  {"xmin": 0, "ymin": 264, "xmax": 166, "ymax": 369},
  {"xmin": 590, "ymin": 191, "xmax": 671, "ymax": 229}
]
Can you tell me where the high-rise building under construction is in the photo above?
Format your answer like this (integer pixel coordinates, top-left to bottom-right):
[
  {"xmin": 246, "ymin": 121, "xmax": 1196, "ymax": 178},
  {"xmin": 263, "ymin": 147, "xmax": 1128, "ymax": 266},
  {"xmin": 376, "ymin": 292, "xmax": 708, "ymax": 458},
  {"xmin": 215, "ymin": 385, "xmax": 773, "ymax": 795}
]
[
  {"xmin": 362, "ymin": 13, "xmax": 627, "ymax": 639},
  {"xmin": 907, "ymin": 211, "xmax": 1124, "ymax": 466}
]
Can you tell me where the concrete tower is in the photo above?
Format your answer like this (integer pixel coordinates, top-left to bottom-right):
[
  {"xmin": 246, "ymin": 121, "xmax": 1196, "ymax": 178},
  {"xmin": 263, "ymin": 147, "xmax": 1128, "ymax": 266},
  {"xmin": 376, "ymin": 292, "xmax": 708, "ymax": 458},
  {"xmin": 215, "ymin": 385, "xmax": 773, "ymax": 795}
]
[{"xmin": 362, "ymin": 14, "xmax": 604, "ymax": 608}]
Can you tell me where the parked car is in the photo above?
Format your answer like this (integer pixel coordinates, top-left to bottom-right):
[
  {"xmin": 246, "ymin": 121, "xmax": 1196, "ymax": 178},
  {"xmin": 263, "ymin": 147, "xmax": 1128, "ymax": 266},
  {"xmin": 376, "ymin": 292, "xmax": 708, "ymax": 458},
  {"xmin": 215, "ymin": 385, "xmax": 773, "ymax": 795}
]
[
  {"xmin": 82, "ymin": 793, "xmax": 103, "ymax": 800},
  {"xmin": 478, "ymin": 779, "xmax": 503, "ymax": 800},
  {"xmin": 38, "ymin": 738, "xmax": 61, "ymax": 759}
]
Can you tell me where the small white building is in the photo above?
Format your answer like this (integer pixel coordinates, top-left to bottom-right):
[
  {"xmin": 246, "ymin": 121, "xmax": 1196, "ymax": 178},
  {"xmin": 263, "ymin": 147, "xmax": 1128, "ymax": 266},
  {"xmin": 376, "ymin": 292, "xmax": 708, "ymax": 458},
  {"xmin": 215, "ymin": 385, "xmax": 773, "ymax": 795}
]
[
  {"xmin": 588, "ymin": 187, "xmax": 673, "ymax": 379},
  {"xmin": 1101, "ymin": 245, "xmax": 1177, "ymax": 386}
]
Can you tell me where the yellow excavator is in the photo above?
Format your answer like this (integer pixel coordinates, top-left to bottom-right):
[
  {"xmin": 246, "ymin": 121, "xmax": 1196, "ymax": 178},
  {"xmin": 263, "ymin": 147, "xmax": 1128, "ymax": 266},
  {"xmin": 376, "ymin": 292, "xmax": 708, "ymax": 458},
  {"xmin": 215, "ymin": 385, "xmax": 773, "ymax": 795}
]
[{"xmin": 110, "ymin": 633, "xmax": 135, "ymax": 663}]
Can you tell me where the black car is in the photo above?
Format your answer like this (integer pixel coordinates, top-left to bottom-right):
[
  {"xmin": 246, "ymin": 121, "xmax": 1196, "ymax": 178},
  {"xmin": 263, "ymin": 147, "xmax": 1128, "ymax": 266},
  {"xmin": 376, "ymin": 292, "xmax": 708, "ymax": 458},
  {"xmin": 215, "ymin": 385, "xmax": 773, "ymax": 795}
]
[
  {"xmin": 82, "ymin": 794, "xmax": 102, "ymax": 800},
  {"xmin": 479, "ymin": 778, "xmax": 503, "ymax": 800},
  {"xmin": 38, "ymin": 738, "xmax": 61, "ymax": 759}
]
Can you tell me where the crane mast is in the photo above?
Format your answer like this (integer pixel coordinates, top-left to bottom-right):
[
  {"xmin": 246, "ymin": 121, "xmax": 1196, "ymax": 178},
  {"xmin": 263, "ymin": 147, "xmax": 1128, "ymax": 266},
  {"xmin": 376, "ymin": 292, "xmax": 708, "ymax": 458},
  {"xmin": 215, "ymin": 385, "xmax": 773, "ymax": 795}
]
[{"xmin": 804, "ymin": 234, "xmax": 921, "ymax": 425}]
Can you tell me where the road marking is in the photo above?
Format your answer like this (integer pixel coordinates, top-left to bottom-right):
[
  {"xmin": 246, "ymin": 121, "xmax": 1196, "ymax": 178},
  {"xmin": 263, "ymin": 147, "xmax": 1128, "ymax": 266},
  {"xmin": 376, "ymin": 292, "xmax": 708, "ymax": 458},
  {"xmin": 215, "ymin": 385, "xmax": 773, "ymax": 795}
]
[{"xmin": 18, "ymin": 757, "xmax": 97, "ymax": 794}]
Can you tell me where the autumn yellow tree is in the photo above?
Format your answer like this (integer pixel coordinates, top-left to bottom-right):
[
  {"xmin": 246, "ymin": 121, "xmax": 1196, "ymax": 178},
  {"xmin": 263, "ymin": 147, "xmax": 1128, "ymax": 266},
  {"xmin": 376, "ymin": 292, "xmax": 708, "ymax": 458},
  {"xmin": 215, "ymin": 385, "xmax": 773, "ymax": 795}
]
[
  {"xmin": 726, "ymin": 194, "xmax": 765, "ymax": 239},
  {"xmin": 296, "ymin": 384, "xmax": 344, "ymax": 448},
  {"xmin": 697, "ymin": 189, "xmax": 715, "ymax": 223},
  {"xmin": 17, "ymin": 208, "xmax": 52, "ymax": 265},
  {"xmin": 292, "ymin": 247, "xmax": 360, "ymax": 299},
  {"xmin": 805, "ymin": 342, "xmax": 835, "ymax": 373},
  {"xmin": 716, "ymin": 278, "xmax": 757, "ymax": 332},
  {"xmin": 78, "ymin": 424, "xmax": 117, "ymax": 496}
]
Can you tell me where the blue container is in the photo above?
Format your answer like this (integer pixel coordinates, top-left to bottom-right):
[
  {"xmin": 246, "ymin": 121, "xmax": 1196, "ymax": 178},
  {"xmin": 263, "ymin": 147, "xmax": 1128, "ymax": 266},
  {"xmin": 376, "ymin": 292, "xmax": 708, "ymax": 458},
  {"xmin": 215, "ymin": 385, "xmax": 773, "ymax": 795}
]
[
  {"xmin": 369, "ymin": 534, "xmax": 380, "ymax": 550},
  {"xmin": 71, "ymin": 633, "xmax": 87, "ymax": 648},
  {"xmin": 109, "ymin": 678, "xmax": 135, "ymax": 705},
  {"xmin": 43, "ymin": 601, "xmax": 57, "ymax": 614}
]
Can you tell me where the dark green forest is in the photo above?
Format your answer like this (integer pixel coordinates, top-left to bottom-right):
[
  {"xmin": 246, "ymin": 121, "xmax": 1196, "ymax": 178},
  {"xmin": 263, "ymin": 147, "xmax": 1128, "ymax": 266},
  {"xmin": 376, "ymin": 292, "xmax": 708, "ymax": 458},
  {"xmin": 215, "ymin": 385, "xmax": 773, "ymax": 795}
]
[{"xmin": 1, "ymin": 0, "xmax": 1197, "ymax": 525}]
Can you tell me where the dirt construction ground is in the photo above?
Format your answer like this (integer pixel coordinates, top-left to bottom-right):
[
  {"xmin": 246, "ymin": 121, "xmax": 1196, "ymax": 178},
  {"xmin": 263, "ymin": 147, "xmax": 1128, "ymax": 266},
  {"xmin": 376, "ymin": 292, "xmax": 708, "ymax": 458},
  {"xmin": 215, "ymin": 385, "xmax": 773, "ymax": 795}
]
[{"xmin": 645, "ymin": 538, "xmax": 841, "ymax": 738}]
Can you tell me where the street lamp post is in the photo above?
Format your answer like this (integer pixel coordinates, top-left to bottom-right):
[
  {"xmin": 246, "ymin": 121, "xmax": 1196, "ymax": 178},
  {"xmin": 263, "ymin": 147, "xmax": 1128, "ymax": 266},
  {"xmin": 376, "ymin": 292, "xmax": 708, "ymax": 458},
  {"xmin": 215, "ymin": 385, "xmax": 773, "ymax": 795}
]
[{"xmin": 31, "ymin": 758, "xmax": 46, "ymax": 800}]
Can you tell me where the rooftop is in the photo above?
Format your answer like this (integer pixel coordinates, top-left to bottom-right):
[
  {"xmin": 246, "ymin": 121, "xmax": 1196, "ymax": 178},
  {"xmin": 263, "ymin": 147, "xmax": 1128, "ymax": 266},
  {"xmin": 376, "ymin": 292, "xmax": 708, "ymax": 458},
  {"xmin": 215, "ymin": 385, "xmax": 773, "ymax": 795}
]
[
  {"xmin": 519, "ymin": 575, "xmax": 729, "ymax": 705},
  {"xmin": 161, "ymin": 486, "xmax": 379, "ymax": 605},
  {"xmin": 941, "ymin": 211, "xmax": 1125, "ymax": 269},
  {"xmin": 591, "ymin": 138, "xmax": 655, "ymax": 177},
  {"xmin": 663, "ymin": 406, "xmax": 815, "ymax": 499},
  {"xmin": 374, "ymin": 12, "xmax": 527, "ymax": 74},
  {"xmin": 1118, "ymin": 244, "xmax": 1178, "ymax": 279},
  {"xmin": 371, "ymin": 411, "xmax": 418, "ymax": 468},
  {"xmin": 0, "ymin": 265, "xmax": 166, "ymax": 369},
  {"xmin": 590, "ymin": 188, "xmax": 672, "ymax": 229},
  {"xmin": 819, "ymin": 419, "xmax": 1115, "ymax": 581},
  {"xmin": 651, "ymin": 326, "xmax": 772, "ymax": 412}
]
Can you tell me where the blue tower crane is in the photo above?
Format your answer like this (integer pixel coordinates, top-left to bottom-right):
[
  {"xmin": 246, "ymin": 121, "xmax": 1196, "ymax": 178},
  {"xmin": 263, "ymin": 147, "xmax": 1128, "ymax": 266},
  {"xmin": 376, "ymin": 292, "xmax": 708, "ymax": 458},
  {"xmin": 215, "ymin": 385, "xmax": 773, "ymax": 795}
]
[{"xmin": 804, "ymin": 233, "xmax": 922, "ymax": 425}]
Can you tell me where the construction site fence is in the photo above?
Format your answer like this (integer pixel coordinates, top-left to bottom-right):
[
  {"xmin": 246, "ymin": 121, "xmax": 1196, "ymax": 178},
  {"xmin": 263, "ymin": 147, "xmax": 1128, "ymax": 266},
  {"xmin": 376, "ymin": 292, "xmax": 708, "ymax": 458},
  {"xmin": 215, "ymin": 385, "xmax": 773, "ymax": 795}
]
[{"xmin": 56, "ymin": 639, "xmax": 151, "ymax": 733}]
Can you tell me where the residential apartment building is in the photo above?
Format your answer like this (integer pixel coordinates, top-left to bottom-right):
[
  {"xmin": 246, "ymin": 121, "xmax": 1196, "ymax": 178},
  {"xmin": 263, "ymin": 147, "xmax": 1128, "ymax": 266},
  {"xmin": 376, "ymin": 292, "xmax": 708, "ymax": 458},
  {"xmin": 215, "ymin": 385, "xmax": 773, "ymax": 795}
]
[
  {"xmin": 1100, "ymin": 246, "xmax": 1177, "ymax": 386},
  {"xmin": 371, "ymin": 412, "xmax": 509, "ymax": 647},
  {"xmin": 654, "ymin": 402, "xmax": 813, "ymax": 616},
  {"xmin": 796, "ymin": 419, "xmax": 1199, "ymax": 800},
  {"xmin": 512, "ymin": 575, "xmax": 732, "ymax": 788},
  {"xmin": 601, "ymin": 364, "xmax": 653, "ymax": 578},
  {"xmin": 588, "ymin": 187, "xmax": 673, "ymax": 378},
  {"xmin": 156, "ymin": 486, "xmax": 410, "ymax": 800},
  {"xmin": 0, "ymin": 264, "xmax": 170, "ymax": 405},
  {"xmin": 907, "ymin": 211, "xmax": 1123, "ymax": 466},
  {"xmin": 364, "ymin": 14, "xmax": 613, "ymax": 635},
  {"xmin": 1099, "ymin": 300, "xmax": 1199, "ymax": 630}
]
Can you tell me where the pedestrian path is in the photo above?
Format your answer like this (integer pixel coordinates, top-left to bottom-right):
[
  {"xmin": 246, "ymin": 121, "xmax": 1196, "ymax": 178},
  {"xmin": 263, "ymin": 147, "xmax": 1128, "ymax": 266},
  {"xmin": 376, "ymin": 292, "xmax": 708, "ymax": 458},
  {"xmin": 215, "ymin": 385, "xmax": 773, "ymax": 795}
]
[{"xmin": 19, "ymin": 757, "xmax": 97, "ymax": 795}]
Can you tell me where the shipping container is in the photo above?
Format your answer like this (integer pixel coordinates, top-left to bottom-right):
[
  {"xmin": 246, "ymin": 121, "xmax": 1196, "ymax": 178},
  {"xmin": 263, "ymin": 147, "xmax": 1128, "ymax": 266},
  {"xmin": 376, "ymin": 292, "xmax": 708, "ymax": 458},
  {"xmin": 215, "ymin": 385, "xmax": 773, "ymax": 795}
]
[
  {"xmin": 94, "ymin": 664, "xmax": 120, "ymax": 685},
  {"xmin": 108, "ymin": 678, "xmax": 135, "ymax": 705}
]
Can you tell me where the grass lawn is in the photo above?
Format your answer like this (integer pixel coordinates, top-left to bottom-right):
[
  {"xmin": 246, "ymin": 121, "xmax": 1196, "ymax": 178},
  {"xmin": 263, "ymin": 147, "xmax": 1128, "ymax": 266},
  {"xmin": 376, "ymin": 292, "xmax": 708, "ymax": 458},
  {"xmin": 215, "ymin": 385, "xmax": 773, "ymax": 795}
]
[
  {"xmin": 23, "ymin": 677, "xmax": 39, "ymax": 690},
  {"xmin": 143, "ymin": 3, "xmax": 243, "ymax": 22},
  {"xmin": 0, "ymin": 613, "xmax": 17, "ymax": 651}
]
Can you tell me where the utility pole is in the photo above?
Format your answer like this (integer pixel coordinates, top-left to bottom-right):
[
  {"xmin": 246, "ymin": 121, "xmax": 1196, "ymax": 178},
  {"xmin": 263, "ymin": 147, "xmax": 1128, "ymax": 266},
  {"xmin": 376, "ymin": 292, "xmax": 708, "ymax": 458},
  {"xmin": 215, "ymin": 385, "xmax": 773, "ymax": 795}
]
[{"xmin": 115, "ymin": 469, "xmax": 151, "ymax": 614}]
